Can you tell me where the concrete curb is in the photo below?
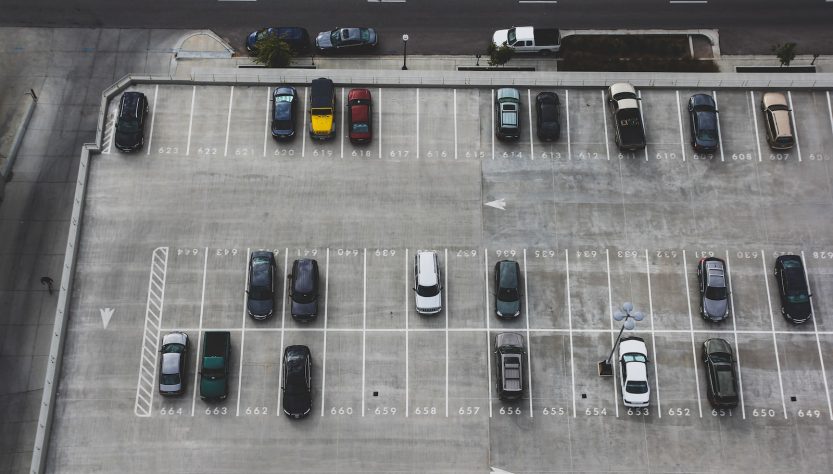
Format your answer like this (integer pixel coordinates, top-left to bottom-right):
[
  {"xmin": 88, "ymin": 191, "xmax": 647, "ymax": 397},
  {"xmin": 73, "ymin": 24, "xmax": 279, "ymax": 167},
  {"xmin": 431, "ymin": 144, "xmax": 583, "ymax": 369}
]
[
  {"xmin": 562, "ymin": 28, "xmax": 721, "ymax": 59},
  {"xmin": 0, "ymin": 90, "xmax": 38, "ymax": 202}
]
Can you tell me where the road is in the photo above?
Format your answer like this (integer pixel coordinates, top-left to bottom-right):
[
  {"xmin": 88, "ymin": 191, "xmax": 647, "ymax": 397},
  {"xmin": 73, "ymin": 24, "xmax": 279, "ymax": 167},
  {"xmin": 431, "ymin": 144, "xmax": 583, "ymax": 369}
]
[{"xmin": 1, "ymin": 0, "xmax": 833, "ymax": 55}]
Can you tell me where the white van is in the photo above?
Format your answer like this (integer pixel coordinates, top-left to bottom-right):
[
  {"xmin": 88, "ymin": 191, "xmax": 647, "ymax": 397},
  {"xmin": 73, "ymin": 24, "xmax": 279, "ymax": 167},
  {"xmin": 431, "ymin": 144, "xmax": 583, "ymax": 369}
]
[{"xmin": 414, "ymin": 251, "xmax": 442, "ymax": 314}]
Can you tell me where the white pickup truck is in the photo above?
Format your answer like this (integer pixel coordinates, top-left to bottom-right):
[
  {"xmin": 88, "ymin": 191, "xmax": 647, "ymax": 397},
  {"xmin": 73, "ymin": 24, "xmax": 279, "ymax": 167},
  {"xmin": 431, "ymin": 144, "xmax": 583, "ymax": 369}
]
[{"xmin": 492, "ymin": 26, "xmax": 561, "ymax": 54}]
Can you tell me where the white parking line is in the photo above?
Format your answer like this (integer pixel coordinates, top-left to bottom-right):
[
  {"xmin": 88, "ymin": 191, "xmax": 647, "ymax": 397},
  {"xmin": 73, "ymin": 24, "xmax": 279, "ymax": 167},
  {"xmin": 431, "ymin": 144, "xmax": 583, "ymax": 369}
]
[
  {"xmin": 725, "ymin": 251, "xmax": 746, "ymax": 419},
  {"xmin": 276, "ymin": 248, "xmax": 288, "ymax": 417},
  {"xmin": 827, "ymin": 92, "xmax": 833, "ymax": 141},
  {"xmin": 302, "ymin": 87, "xmax": 308, "ymax": 157},
  {"xmin": 491, "ymin": 89, "xmax": 495, "ymax": 160},
  {"xmin": 712, "ymin": 90, "xmax": 725, "ymax": 162},
  {"xmin": 565, "ymin": 250, "xmax": 576, "ymax": 417},
  {"xmin": 453, "ymin": 89, "xmax": 458, "ymax": 160},
  {"xmin": 263, "ymin": 87, "xmax": 270, "ymax": 157},
  {"xmin": 484, "ymin": 249, "xmax": 493, "ymax": 417},
  {"xmin": 645, "ymin": 249, "xmax": 661, "ymax": 418},
  {"xmin": 749, "ymin": 91, "xmax": 762, "ymax": 162},
  {"xmin": 320, "ymin": 248, "xmax": 330, "ymax": 416},
  {"xmin": 146, "ymin": 85, "xmax": 158, "ymax": 156},
  {"xmin": 682, "ymin": 251, "xmax": 703, "ymax": 418},
  {"xmin": 224, "ymin": 86, "xmax": 234, "ymax": 157},
  {"xmin": 760, "ymin": 250, "xmax": 788, "ymax": 419},
  {"xmin": 565, "ymin": 89, "xmax": 571, "ymax": 160},
  {"xmin": 676, "ymin": 90, "xmax": 687, "ymax": 162},
  {"xmin": 236, "ymin": 247, "xmax": 249, "ymax": 416},
  {"xmin": 801, "ymin": 251, "xmax": 833, "ymax": 420},
  {"xmin": 378, "ymin": 87, "xmax": 383, "ymax": 159},
  {"xmin": 605, "ymin": 249, "xmax": 619, "ymax": 417},
  {"xmin": 405, "ymin": 248, "xmax": 409, "ymax": 417},
  {"xmin": 185, "ymin": 85, "xmax": 196, "ymax": 156},
  {"xmin": 528, "ymin": 89, "xmax": 534, "ymax": 160},
  {"xmin": 445, "ymin": 248, "xmax": 449, "ymax": 417},
  {"xmin": 787, "ymin": 91, "xmax": 803, "ymax": 162},
  {"xmin": 362, "ymin": 248, "xmax": 367, "ymax": 416},
  {"xmin": 415, "ymin": 88, "xmax": 419, "ymax": 158},
  {"xmin": 523, "ymin": 249, "xmax": 533, "ymax": 418},
  {"xmin": 601, "ymin": 90, "xmax": 611, "ymax": 160},
  {"xmin": 637, "ymin": 90, "xmax": 649, "ymax": 162},
  {"xmin": 340, "ymin": 88, "xmax": 345, "ymax": 159},
  {"xmin": 190, "ymin": 248, "xmax": 208, "ymax": 416}
]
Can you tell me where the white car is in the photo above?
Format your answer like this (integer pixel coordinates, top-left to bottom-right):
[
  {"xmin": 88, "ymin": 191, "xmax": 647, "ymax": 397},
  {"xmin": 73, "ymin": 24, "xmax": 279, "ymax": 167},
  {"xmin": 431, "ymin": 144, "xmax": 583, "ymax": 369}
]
[
  {"xmin": 414, "ymin": 251, "xmax": 442, "ymax": 314},
  {"xmin": 618, "ymin": 336, "xmax": 650, "ymax": 407}
]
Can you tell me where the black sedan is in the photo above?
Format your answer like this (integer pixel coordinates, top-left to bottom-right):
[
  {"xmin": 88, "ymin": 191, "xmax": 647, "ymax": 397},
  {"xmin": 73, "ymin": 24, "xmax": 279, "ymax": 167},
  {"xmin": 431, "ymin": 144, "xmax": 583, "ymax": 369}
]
[
  {"xmin": 282, "ymin": 345, "xmax": 312, "ymax": 419},
  {"xmin": 494, "ymin": 260, "xmax": 521, "ymax": 319},
  {"xmin": 774, "ymin": 254, "xmax": 812, "ymax": 323},
  {"xmin": 246, "ymin": 27, "xmax": 310, "ymax": 54},
  {"xmin": 702, "ymin": 338, "xmax": 739, "ymax": 408},
  {"xmin": 272, "ymin": 86, "xmax": 298, "ymax": 140},
  {"xmin": 535, "ymin": 92, "xmax": 561, "ymax": 141},
  {"xmin": 315, "ymin": 27, "xmax": 378, "ymax": 53},
  {"xmin": 688, "ymin": 93, "xmax": 719, "ymax": 153},
  {"xmin": 247, "ymin": 251, "xmax": 276, "ymax": 320}
]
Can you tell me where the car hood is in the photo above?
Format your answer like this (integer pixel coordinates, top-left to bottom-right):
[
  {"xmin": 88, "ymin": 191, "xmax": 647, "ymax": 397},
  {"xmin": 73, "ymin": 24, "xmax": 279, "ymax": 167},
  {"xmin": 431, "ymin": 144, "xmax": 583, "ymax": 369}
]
[
  {"xmin": 200, "ymin": 377, "xmax": 225, "ymax": 398},
  {"xmin": 315, "ymin": 32, "xmax": 332, "ymax": 48},
  {"xmin": 283, "ymin": 390, "xmax": 311, "ymax": 417},
  {"xmin": 115, "ymin": 130, "xmax": 141, "ymax": 147},
  {"xmin": 492, "ymin": 29, "xmax": 509, "ymax": 46},
  {"xmin": 416, "ymin": 293, "xmax": 442, "ymax": 312},
  {"xmin": 496, "ymin": 298, "xmax": 520, "ymax": 317},
  {"xmin": 785, "ymin": 300, "xmax": 812, "ymax": 322},
  {"xmin": 703, "ymin": 298, "xmax": 728, "ymax": 321},
  {"xmin": 247, "ymin": 298, "xmax": 273, "ymax": 317},
  {"xmin": 367, "ymin": 29, "xmax": 378, "ymax": 46},
  {"xmin": 291, "ymin": 300, "xmax": 318, "ymax": 318}
]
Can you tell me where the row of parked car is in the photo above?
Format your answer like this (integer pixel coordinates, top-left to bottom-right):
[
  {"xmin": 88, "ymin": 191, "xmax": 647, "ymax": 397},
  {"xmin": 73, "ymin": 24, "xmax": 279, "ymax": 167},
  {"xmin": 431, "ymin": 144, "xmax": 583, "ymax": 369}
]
[{"xmin": 245, "ymin": 27, "xmax": 378, "ymax": 55}]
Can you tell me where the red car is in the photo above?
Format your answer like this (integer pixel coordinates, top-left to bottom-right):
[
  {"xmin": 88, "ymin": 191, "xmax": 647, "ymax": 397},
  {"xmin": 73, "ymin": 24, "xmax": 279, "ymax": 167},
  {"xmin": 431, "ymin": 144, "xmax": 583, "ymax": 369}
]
[{"xmin": 347, "ymin": 88, "xmax": 372, "ymax": 144}]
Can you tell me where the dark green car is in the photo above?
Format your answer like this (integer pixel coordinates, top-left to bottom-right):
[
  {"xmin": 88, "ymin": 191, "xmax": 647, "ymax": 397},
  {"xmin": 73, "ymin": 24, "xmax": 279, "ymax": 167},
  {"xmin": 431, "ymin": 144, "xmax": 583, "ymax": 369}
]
[
  {"xmin": 702, "ymin": 338, "xmax": 739, "ymax": 408},
  {"xmin": 494, "ymin": 260, "xmax": 521, "ymax": 319}
]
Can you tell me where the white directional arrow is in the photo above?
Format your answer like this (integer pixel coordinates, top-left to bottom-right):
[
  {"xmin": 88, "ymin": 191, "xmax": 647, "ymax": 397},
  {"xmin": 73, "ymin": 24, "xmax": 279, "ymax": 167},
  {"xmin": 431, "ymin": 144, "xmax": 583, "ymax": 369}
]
[
  {"xmin": 485, "ymin": 198, "xmax": 506, "ymax": 210},
  {"xmin": 490, "ymin": 468, "xmax": 515, "ymax": 474},
  {"xmin": 100, "ymin": 308, "xmax": 114, "ymax": 329}
]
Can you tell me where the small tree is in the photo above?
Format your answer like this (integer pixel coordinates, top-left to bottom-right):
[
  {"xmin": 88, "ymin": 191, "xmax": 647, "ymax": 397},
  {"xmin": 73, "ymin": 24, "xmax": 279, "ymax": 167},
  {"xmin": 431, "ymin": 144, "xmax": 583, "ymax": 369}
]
[
  {"xmin": 772, "ymin": 42, "xmax": 797, "ymax": 67},
  {"xmin": 253, "ymin": 33, "xmax": 294, "ymax": 68},
  {"xmin": 487, "ymin": 42, "xmax": 514, "ymax": 67}
]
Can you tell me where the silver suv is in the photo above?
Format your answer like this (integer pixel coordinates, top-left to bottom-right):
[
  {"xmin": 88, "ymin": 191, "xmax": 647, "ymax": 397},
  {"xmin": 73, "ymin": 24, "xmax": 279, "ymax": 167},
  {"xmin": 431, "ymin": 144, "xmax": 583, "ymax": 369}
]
[{"xmin": 413, "ymin": 251, "xmax": 442, "ymax": 314}]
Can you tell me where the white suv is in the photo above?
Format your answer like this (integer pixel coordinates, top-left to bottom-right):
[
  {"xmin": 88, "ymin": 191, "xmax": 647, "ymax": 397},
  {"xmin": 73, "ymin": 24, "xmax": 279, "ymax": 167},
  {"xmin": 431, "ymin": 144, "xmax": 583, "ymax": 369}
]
[
  {"xmin": 414, "ymin": 251, "xmax": 442, "ymax": 314},
  {"xmin": 618, "ymin": 336, "xmax": 650, "ymax": 408}
]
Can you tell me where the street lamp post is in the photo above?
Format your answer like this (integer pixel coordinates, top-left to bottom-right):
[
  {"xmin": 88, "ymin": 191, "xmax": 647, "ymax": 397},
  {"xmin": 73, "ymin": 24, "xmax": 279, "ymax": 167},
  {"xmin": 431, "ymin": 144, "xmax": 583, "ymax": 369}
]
[
  {"xmin": 598, "ymin": 302, "xmax": 644, "ymax": 376},
  {"xmin": 401, "ymin": 34, "xmax": 409, "ymax": 70}
]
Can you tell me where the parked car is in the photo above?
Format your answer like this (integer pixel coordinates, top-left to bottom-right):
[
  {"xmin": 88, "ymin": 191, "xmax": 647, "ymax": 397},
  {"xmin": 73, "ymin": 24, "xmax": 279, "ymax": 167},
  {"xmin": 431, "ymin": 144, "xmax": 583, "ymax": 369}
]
[
  {"xmin": 492, "ymin": 27, "xmax": 561, "ymax": 55},
  {"xmin": 199, "ymin": 331, "xmax": 231, "ymax": 401},
  {"xmin": 774, "ymin": 254, "xmax": 812, "ymax": 323},
  {"xmin": 535, "ymin": 92, "xmax": 561, "ymax": 141},
  {"xmin": 494, "ymin": 260, "xmax": 521, "ymax": 319},
  {"xmin": 702, "ymin": 338, "xmax": 739, "ymax": 408},
  {"xmin": 246, "ymin": 27, "xmax": 310, "ymax": 54},
  {"xmin": 414, "ymin": 251, "xmax": 442, "ymax": 314},
  {"xmin": 347, "ymin": 88, "xmax": 373, "ymax": 144},
  {"xmin": 607, "ymin": 82, "xmax": 645, "ymax": 151},
  {"xmin": 272, "ymin": 86, "xmax": 298, "ymax": 140},
  {"xmin": 494, "ymin": 332, "xmax": 525, "ymax": 401},
  {"xmin": 159, "ymin": 331, "xmax": 188, "ymax": 396},
  {"xmin": 114, "ymin": 91, "xmax": 149, "ymax": 152},
  {"xmin": 315, "ymin": 27, "xmax": 378, "ymax": 53},
  {"xmin": 760, "ymin": 92, "xmax": 794, "ymax": 150},
  {"xmin": 495, "ymin": 88, "xmax": 521, "ymax": 140},
  {"xmin": 282, "ymin": 345, "xmax": 312, "ymax": 419},
  {"xmin": 688, "ymin": 93, "xmax": 719, "ymax": 153},
  {"xmin": 247, "ymin": 251, "xmax": 276, "ymax": 320},
  {"xmin": 309, "ymin": 78, "xmax": 336, "ymax": 140},
  {"xmin": 697, "ymin": 257, "xmax": 729, "ymax": 322},
  {"xmin": 289, "ymin": 259, "xmax": 320, "ymax": 322},
  {"xmin": 618, "ymin": 336, "xmax": 649, "ymax": 408}
]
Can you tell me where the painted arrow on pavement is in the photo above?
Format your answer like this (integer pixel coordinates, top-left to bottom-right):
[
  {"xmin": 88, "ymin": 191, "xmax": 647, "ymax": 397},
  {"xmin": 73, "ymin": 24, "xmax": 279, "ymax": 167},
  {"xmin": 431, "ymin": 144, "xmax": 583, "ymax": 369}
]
[
  {"xmin": 485, "ymin": 198, "xmax": 506, "ymax": 210},
  {"xmin": 100, "ymin": 308, "xmax": 114, "ymax": 329}
]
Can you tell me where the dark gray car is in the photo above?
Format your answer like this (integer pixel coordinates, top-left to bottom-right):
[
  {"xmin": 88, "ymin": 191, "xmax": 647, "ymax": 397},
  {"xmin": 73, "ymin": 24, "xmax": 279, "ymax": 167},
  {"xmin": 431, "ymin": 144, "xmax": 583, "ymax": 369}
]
[
  {"xmin": 697, "ymin": 257, "xmax": 729, "ymax": 322},
  {"xmin": 159, "ymin": 332, "xmax": 188, "ymax": 395},
  {"xmin": 247, "ymin": 251, "xmax": 276, "ymax": 320},
  {"xmin": 289, "ymin": 259, "xmax": 319, "ymax": 321},
  {"xmin": 494, "ymin": 332, "xmax": 525, "ymax": 401},
  {"xmin": 702, "ymin": 338, "xmax": 739, "ymax": 408},
  {"xmin": 494, "ymin": 260, "xmax": 521, "ymax": 318},
  {"xmin": 315, "ymin": 27, "xmax": 377, "ymax": 52},
  {"xmin": 272, "ymin": 86, "xmax": 298, "ymax": 139}
]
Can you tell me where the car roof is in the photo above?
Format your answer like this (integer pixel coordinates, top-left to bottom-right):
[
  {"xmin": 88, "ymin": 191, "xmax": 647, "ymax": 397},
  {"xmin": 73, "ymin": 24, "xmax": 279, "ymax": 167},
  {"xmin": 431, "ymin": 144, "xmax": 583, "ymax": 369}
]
[
  {"xmin": 616, "ymin": 98, "xmax": 640, "ymax": 110},
  {"xmin": 293, "ymin": 259, "xmax": 317, "ymax": 293},
  {"xmin": 251, "ymin": 255, "xmax": 272, "ymax": 286},
  {"xmin": 350, "ymin": 102, "xmax": 370, "ymax": 122},
  {"xmin": 161, "ymin": 353, "xmax": 181, "ymax": 374},
  {"xmin": 625, "ymin": 361, "xmax": 647, "ymax": 381},
  {"xmin": 417, "ymin": 252, "xmax": 438, "ymax": 285},
  {"xmin": 498, "ymin": 261, "xmax": 519, "ymax": 288},
  {"xmin": 497, "ymin": 88, "xmax": 520, "ymax": 101},
  {"xmin": 609, "ymin": 82, "xmax": 637, "ymax": 97}
]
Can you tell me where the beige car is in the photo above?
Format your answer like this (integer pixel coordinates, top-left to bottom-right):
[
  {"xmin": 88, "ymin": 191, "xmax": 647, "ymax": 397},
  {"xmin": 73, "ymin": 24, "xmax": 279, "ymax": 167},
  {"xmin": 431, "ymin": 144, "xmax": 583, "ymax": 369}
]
[{"xmin": 760, "ymin": 92, "xmax": 795, "ymax": 150}]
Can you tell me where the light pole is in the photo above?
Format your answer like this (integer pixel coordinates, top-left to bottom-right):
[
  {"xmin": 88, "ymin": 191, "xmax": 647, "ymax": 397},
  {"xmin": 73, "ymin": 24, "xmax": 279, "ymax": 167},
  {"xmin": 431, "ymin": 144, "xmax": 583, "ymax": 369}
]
[
  {"xmin": 598, "ymin": 302, "xmax": 644, "ymax": 376},
  {"xmin": 401, "ymin": 34, "xmax": 409, "ymax": 70}
]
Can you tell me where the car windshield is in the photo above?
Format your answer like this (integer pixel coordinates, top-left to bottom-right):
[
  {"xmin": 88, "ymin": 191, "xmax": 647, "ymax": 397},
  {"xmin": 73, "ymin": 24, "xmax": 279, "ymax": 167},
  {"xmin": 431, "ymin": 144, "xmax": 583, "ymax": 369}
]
[
  {"xmin": 787, "ymin": 293, "xmax": 809, "ymax": 303},
  {"xmin": 275, "ymin": 94, "xmax": 293, "ymax": 103},
  {"xmin": 507, "ymin": 30, "xmax": 517, "ymax": 44},
  {"xmin": 330, "ymin": 31, "xmax": 342, "ymax": 45},
  {"xmin": 118, "ymin": 119, "xmax": 139, "ymax": 133},
  {"xmin": 161, "ymin": 373, "xmax": 180, "ymax": 385},
  {"xmin": 697, "ymin": 128, "xmax": 718, "ymax": 141},
  {"xmin": 351, "ymin": 122, "xmax": 369, "ymax": 133},
  {"xmin": 626, "ymin": 380, "xmax": 648, "ymax": 394},
  {"xmin": 709, "ymin": 352, "xmax": 731, "ymax": 363},
  {"xmin": 705, "ymin": 285, "xmax": 727, "ymax": 300},
  {"xmin": 623, "ymin": 353, "xmax": 647, "ymax": 363},
  {"xmin": 417, "ymin": 284, "xmax": 440, "ymax": 297},
  {"xmin": 498, "ymin": 287, "xmax": 519, "ymax": 302},
  {"xmin": 162, "ymin": 343, "xmax": 184, "ymax": 353}
]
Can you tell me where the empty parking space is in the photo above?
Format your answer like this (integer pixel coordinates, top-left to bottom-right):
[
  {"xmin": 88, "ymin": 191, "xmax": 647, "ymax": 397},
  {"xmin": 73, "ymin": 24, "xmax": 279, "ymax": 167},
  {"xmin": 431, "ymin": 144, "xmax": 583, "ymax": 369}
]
[
  {"xmin": 365, "ymin": 332, "xmax": 407, "ymax": 417},
  {"xmin": 648, "ymin": 249, "xmax": 690, "ymax": 331},
  {"xmin": 320, "ymin": 331, "xmax": 363, "ymax": 417},
  {"xmin": 567, "ymin": 248, "xmax": 610, "ymax": 330},
  {"xmin": 145, "ymin": 85, "xmax": 192, "ymax": 156},
  {"xmin": 573, "ymin": 333, "xmax": 618, "ymax": 417},
  {"xmin": 653, "ymin": 333, "xmax": 701, "ymax": 418},
  {"xmin": 529, "ymin": 333, "xmax": 573, "ymax": 417},
  {"xmin": 568, "ymin": 88, "xmax": 609, "ymax": 161},
  {"xmin": 225, "ymin": 85, "xmax": 267, "ymax": 159},
  {"xmin": 365, "ymin": 248, "xmax": 404, "ymax": 330},
  {"xmin": 776, "ymin": 333, "xmax": 831, "ymax": 419},
  {"xmin": 736, "ymin": 333, "xmax": 786, "ymax": 420},
  {"xmin": 447, "ymin": 248, "xmax": 485, "ymax": 329},
  {"xmin": 188, "ymin": 86, "xmax": 232, "ymax": 157},
  {"xmin": 525, "ymin": 249, "xmax": 569, "ymax": 330},
  {"xmin": 408, "ymin": 331, "xmax": 446, "ymax": 417},
  {"xmin": 448, "ymin": 331, "xmax": 490, "ymax": 417},
  {"xmin": 382, "ymin": 88, "xmax": 417, "ymax": 159},
  {"xmin": 417, "ymin": 88, "xmax": 455, "ymax": 161},
  {"xmin": 641, "ymin": 89, "xmax": 685, "ymax": 162},
  {"xmin": 201, "ymin": 249, "xmax": 247, "ymax": 329},
  {"xmin": 236, "ymin": 330, "xmax": 282, "ymax": 417},
  {"xmin": 326, "ymin": 250, "xmax": 364, "ymax": 329}
]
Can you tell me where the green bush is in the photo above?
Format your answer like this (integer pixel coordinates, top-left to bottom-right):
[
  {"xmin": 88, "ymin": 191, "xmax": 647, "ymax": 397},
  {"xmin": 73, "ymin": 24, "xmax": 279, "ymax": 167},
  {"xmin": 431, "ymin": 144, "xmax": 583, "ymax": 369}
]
[{"xmin": 252, "ymin": 33, "xmax": 294, "ymax": 68}]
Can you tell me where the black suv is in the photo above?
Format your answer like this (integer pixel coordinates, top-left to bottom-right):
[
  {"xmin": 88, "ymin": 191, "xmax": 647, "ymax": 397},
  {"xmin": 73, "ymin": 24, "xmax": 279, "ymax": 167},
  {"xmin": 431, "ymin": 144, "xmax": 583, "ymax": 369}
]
[
  {"xmin": 289, "ymin": 259, "xmax": 320, "ymax": 321},
  {"xmin": 494, "ymin": 260, "xmax": 521, "ymax": 319},
  {"xmin": 774, "ymin": 255, "xmax": 812, "ymax": 323},
  {"xmin": 282, "ymin": 345, "xmax": 312, "ymax": 419},
  {"xmin": 697, "ymin": 257, "xmax": 729, "ymax": 322},
  {"xmin": 702, "ymin": 338, "xmax": 739, "ymax": 408},
  {"xmin": 494, "ymin": 332, "xmax": 525, "ymax": 401},
  {"xmin": 114, "ymin": 91, "xmax": 149, "ymax": 152},
  {"xmin": 688, "ymin": 93, "xmax": 719, "ymax": 153},
  {"xmin": 247, "ymin": 251, "xmax": 276, "ymax": 320},
  {"xmin": 535, "ymin": 92, "xmax": 561, "ymax": 141}
]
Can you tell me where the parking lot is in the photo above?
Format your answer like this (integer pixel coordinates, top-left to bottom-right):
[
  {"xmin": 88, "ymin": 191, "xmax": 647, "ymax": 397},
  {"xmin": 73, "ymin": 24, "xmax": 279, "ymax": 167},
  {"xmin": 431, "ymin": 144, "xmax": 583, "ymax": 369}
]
[{"xmin": 49, "ymin": 82, "xmax": 833, "ymax": 472}]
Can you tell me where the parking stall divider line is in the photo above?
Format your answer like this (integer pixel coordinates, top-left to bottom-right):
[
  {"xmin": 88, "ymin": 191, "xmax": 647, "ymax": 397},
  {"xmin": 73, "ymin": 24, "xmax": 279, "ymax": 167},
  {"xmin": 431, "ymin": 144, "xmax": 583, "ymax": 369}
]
[
  {"xmin": 682, "ymin": 251, "xmax": 703, "ymax": 417},
  {"xmin": 645, "ymin": 249, "xmax": 661, "ymax": 418},
  {"xmin": 523, "ymin": 249, "xmax": 533, "ymax": 417},
  {"xmin": 749, "ymin": 91, "xmax": 763, "ymax": 162},
  {"xmin": 190, "ymin": 248, "xmax": 209, "ymax": 417},
  {"xmin": 566, "ymin": 89, "xmax": 571, "ymax": 160},
  {"xmin": 224, "ymin": 86, "xmax": 234, "ymax": 157},
  {"xmin": 135, "ymin": 247, "xmax": 168, "ymax": 417},
  {"xmin": 491, "ymin": 90, "xmax": 495, "ymax": 160},
  {"xmin": 760, "ymin": 250, "xmax": 788, "ymax": 419},
  {"xmin": 378, "ymin": 87, "xmax": 383, "ymax": 159},
  {"xmin": 146, "ymin": 85, "xmax": 158, "ymax": 156},
  {"xmin": 362, "ymin": 248, "xmax": 367, "ymax": 416},
  {"xmin": 320, "ymin": 248, "xmax": 330, "ymax": 416},
  {"xmin": 454, "ymin": 89, "xmax": 458, "ymax": 160},
  {"xmin": 340, "ymin": 88, "xmax": 345, "ymax": 159},
  {"xmin": 302, "ymin": 87, "xmax": 308, "ymax": 157},
  {"xmin": 637, "ymin": 90, "xmax": 648, "ymax": 162},
  {"xmin": 676, "ymin": 90, "xmax": 687, "ymax": 162},
  {"xmin": 601, "ymin": 91, "xmax": 611, "ymax": 160},
  {"xmin": 724, "ymin": 251, "xmax": 746, "ymax": 418},
  {"xmin": 565, "ymin": 250, "xmax": 577, "ymax": 417},
  {"xmin": 786, "ymin": 91, "xmax": 802, "ymax": 162},
  {"xmin": 405, "ymin": 248, "xmax": 409, "ymax": 417},
  {"xmin": 827, "ymin": 92, "xmax": 833, "ymax": 142},
  {"xmin": 276, "ymin": 248, "xmax": 288, "ymax": 417},
  {"xmin": 236, "ymin": 247, "xmax": 250, "ymax": 416},
  {"xmin": 185, "ymin": 85, "xmax": 196, "ymax": 156},
  {"xmin": 528, "ymin": 89, "xmax": 534, "ymax": 160},
  {"xmin": 445, "ymin": 248, "xmax": 449, "ymax": 417},
  {"xmin": 485, "ymin": 249, "xmax": 493, "ymax": 417},
  {"xmin": 712, "ymin": 90, "xmax": 725, "ymax": 162},
  {"xmin": 606, "ymin": 249, "xmax": 619, "ymax": 417},
  {"xmin": 801, "ymin": 251, "xmax": 833, "ymax": 420},
  {"xmin": 263, "ymin": 86, "xmax": 269, "ymax": 157}
]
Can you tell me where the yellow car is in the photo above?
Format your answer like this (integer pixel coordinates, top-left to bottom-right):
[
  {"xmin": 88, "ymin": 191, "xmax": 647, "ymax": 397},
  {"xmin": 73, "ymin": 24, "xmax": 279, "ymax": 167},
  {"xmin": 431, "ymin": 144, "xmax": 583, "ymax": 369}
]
[{"xmin": 309, "ymin": 78, "xmax": 335, "ymax": 140}]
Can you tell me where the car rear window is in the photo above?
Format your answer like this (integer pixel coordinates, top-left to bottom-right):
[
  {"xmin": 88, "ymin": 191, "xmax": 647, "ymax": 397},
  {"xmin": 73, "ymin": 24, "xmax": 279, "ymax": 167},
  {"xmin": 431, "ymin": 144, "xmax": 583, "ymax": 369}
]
[
  {"xmin": 623, "ymin": 353, "xmax": 646, "ymax": 363},
  {"xmin": 351, "ymin": 123, "xmax": 369, "ymax": 133},
  {"xmin": 626, "ymin": 381, "xmax": 648, "ymax": 394}
]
